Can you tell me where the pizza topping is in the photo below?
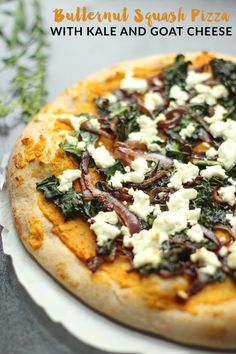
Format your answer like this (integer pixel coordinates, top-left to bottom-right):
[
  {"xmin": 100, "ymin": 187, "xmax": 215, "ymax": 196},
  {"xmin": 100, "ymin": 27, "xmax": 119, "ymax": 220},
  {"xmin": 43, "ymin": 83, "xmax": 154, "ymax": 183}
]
[
  {"xmin": 127, "ymin": 114, "xmax": 160, "ymax": 151},
  {"xmin": 217, "ymin": 139, "xmax": 236, "ymax": 170},
  {"xmin": 218, "ymin": 186, "xmax": 236, "ymax": 206},
  {"xmin": 108, "ymin": 157, "xmax": 150, "ymax": 189},
  {"xmin": 168, "ymin": 160, "xmax": 199, "ymax": 190},
  {"xmin": 57, "ymin": 169, "xmax": 81, "ymax": 192},
  {"xmin": 120, "ymin": 70, "xmax": 148, "ymax": 93},
  {"xmin": 179, "ymin": 123, "xmax": 196, "ymax": 140},
  {"xmin": 144, "ymin": 91, "xmax": 164, "ymax": 111},
  {"xmin": 186, "ymin": 70, "xmax": 212, "ymax": 89},
  {"xmin": 169, "ymin": 85, "xmax": 189, "ymax": 106},
  {"xmin": 87, "ymin": 144, "xmax": 115, "ymax": 168},
  {"xmin": 90, "ymin": 211, "xmax": 121, "ymax": 254},
  {"xmin": 186, "ymin": 224, "xmax": 204, "ymax": 243},
  {"xmin": 200, "ymin": 165, "xmax": 227, "ymax": 179},
  {"xmin": 36, "ymin": 55, "xmax": 236, "ymax": 296},
  {"xmin": 190, "ymin": 247, "xmax": 221, "ymax": 275},
  {"xmin": 128, "ymin": 188, "xmax": 154, "ymax": 221}
]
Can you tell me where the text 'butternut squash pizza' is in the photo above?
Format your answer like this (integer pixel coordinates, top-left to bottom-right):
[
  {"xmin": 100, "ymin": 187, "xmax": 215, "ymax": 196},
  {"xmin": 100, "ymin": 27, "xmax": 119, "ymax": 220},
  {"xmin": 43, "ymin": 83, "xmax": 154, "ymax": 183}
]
[{"xmin": 8, "ymin": 52, "xmax": 236, "ymax": 349}]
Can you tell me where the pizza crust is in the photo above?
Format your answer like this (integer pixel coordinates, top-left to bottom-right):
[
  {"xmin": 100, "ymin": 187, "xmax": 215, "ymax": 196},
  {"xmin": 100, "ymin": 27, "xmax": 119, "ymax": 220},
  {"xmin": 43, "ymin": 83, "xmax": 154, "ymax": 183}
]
[{"xmin": 8, "ymin": 52, "xmax": 236, "ymax": 349}]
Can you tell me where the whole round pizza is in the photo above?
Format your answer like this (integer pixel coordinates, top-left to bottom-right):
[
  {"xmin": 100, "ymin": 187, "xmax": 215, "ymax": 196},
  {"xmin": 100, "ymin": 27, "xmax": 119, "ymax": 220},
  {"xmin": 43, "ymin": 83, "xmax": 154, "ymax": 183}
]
[{"xmin": 8, "ymin": 52, "xmax": 236, "ymax": 349}]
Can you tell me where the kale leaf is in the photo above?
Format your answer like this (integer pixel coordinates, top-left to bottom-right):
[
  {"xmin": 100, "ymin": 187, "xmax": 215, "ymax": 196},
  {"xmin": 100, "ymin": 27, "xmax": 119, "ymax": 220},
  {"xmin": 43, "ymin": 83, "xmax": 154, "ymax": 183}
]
[
  {"xmin": 37, "ymin": 176, "xmax": 91, "ymax": 219},
  {"xmin": 100, "ymin": 160, "xmax": 125, "ymax": 180},
  {"xmin": 210, "ymin": 59, "xmax": 236, "ymax": 120},
  {"xmin": 165, "ymin": 140, "xmax": 190, "ymax": 161},
  {"xmin": 54, "ymin": 189, "xmax": 91, "ymax": 219},
  {"xmin": 36, "ymin": 176, "xmax": 61, "ymax": 199},
  {"xmin": 210, "ymin": 58, "xmax": 236, "ymax": 95},
  {"xmin": 60, "ymin": 141, "xmax": 83, "ymax": 158},
  {"xmin": 96, "ymin": 97, "xmax": 127, "ymax": 118},
  {"xmin": 80, "ymin": 130, "xmax": 98, "ymax": 145},
  {"xmin": 193, "ymin": 179, "xmax": 230, "ymax": 229},
  {"xmin": 173, "ymin": 115, "xmax": 200, "ymax": 145},
  {"xmin": 116, "ymin": 104, "xmax": 140, "ymax": 141},
  {"xmin": 164, "ymin": 54, "xmax": 191, "ymax": 93}
]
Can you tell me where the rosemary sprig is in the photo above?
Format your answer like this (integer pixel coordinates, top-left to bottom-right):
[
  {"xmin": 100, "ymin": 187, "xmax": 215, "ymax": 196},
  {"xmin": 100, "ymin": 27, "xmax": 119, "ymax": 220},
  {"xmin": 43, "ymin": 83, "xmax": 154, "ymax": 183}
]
[{"xmin": 0, "ymin": 0, "xmax": 48, "ymax": 124}]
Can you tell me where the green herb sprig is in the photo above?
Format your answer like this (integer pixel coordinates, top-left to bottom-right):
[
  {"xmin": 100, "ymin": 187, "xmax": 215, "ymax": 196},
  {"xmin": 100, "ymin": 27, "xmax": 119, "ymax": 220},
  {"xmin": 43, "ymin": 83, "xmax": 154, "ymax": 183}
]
[{"xmin": 0, "ymin": 0, "xmax": 48, "ymax": 125}]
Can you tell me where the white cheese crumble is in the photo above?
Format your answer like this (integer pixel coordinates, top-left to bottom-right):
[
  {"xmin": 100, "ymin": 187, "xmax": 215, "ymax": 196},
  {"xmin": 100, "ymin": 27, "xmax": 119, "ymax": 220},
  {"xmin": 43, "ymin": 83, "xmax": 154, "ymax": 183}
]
[
  {"xmin": 206, "ymin": 147, "xmax": 218, "ymax": 158},
  {"xmin": 217, "ymin": 139, "xmax": 236, "ymax": 170},
  {"xmin": 128, "ymin": 188, "xmax": 154, "ymax": 221},
  {"xmin": 219, "ymin": 246, "xmax": 228, "ymax": 257},
  {"xmin": 226, "ymin": 214, "xmax": 236, "ymax": 236},
  {"xmin": 186, "ymin": 224, "xmax": 204, "ymax": 243},
  {"xmin": 123, "ymin": 188, "xmax": 200, "ymax": 268},
  {"xmin": 109, "ymin": 157, "xmax": 150, "ymax": 189},
  {"xmin": 190, "ymin": 84, "xmax": 228, "ymax": 105},
  {"xmin": 87, "ymin": 144, "xmax": 115, "ymax": 168},
  {"xmin": 227, "ymin": 252, "xmax": 236, "ymax": 269},
  {"xmin": 169, "ymin": 85, "xmax": 189, "ymax": 105},
  {"xmin": 204, "ymin": 105, "xmax": 227, "ymax": 124},
  {"xmin": 120, "ymin": 70, "xmax": 148, "ymax": 94},
  {"xmin": 229, "ymin": 178, "xmax": 236, "ymax": 187},
  {"xmin": 144, "ymin": 91, "xmax": 164, "ymax": 111},
  {"xmin": 218, "ymin": 186, "xmax": 236, "ymax": 206},
  {"xmin": 179, "ymin": 123, "xmax": 196, "ymax": 139},
  {"xmin": 168, "ymin": 160, "xmax": 199, "ymax": 190},
  {"xmin": 210, "ymin": 119, "xmax": 236, "ymax": 142},
  {"xmin": 59, "ymin": 114, "xmax": 88, "ymax": 131},
  {"xmin": 128, "ymin": 114, "xmax": 158, "ymax": 151},
  {"xmin": 104, "ymin": 93, "xmax": 117, "ymax": 103},
  {"xmin": 57, "ymin": 169, "xmax": 81, "ymax": 192},
  {"xmin": 65, "ymin": 135, "xmax": 86, "ymax": 151},
  {"xmin": 153, "ymin": 78, "xmax": 162, "ymax": 87},
  {"xmin": 89, "ymin": 117, "xmax": 101, "ymax": 130},
  {"xmin": 186, "ymin": 70, "xmax": 212, "ymax": 89},
  {"xmin": 167, "ymin": 188, "xmax": 197, "ymax": 212},
  {"xmin": 228, "ymin": 242, "xmax": 236, "ymax": 269},
  {"xmin": 130, "ymin": 157, "xmax": 150, "ymax": 174},
  {"xmin": 190, "ymin": 247, "xmax": 221, "ymax": 275},
  {"xmin": 152, "ymin": 209, "xmax": 198, "ymax": 245},
  {"xmin": 90, "ymin": 211, "xmax": 120, "ymax": 247},
  {"xmin": 200, "ymin": 165, "xmax": 227, "ymax": 180},
  {"xmin": 151, "ymin": 188, "xmax": 200, "ymax": 244},
  {"xmin": 123, "ymin": 229, "xmax": 162, "ymax": 268}
]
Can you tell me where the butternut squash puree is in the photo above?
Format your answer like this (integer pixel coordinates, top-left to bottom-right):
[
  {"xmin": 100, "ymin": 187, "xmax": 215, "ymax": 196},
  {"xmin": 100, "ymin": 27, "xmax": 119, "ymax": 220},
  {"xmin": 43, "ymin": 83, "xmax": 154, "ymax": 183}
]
[
  {"xmin": 27, "ymin": 217, "xmax": 44, "ymax": 250},
  {"xmin": 22, "ymin": 135, "xmax": 47, "ymax": 163},
  {"xmin": 13, "ymin": 153, "xmax": 26, "ymax": 169},
  {"xmin": 190, "ymin": 52, "xmax": 215, "ymax": 68},
  {"xmin": 53, "ymin": 120, "xmax": 73, "ymax": 132},
  {"xmin": 51, "ymin": 150, "xmax": 78, "ymax": 176},
  {"xmin": 37, "ymin": 192, "xmax": 96, "ymax": 261},
  {"xmin": 133, "ymin": 66, "xmax": 162, "ymax": 78}
]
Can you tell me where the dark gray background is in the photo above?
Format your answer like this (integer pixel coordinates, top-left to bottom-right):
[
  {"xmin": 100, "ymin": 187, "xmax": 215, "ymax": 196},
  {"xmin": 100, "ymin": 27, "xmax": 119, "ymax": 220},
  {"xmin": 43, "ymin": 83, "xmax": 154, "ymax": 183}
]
[{"xmin": 0, "ymin": 0, "xmax": 236, "ymax": 353}]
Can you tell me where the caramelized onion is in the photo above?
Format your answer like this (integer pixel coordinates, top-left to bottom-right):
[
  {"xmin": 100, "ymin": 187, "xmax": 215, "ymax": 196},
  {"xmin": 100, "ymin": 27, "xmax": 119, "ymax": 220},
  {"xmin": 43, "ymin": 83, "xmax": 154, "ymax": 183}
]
[
  {"xmin": 80, "ymin": 152, "xmax": 141, "ymax": 235},
  {"xmin": 159, "ymin": 108, "xmax": 187, "ymax": 129},
  {"xmin": 201, "ymin": 225, "xmax": 221, "ymax": 249},
  {"xmin": 113, "ymin": 143, "xmax": 173, "ymax": 168},
  {"xmin": 100, "ymin": 182, "xmax": 133, "ymax": 202},
  {"xmin": 128, "ymin": 171, "xmax": 168, "ymax": 189}
]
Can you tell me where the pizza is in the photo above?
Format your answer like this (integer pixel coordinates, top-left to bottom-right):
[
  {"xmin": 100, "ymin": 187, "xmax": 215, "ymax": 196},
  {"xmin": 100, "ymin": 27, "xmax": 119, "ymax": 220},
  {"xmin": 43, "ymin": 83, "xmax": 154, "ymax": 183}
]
[{"xmin": 8, "ymin": 52, "xmax": 236, "ymax": 349}]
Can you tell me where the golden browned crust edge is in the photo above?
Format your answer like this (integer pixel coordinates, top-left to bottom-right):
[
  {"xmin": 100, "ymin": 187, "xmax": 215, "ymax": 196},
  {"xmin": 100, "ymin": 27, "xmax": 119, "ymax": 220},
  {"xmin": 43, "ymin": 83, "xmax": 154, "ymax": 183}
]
[{"xmin": 7, "ymin": 52, "xmax": 236, "ymax": 349}]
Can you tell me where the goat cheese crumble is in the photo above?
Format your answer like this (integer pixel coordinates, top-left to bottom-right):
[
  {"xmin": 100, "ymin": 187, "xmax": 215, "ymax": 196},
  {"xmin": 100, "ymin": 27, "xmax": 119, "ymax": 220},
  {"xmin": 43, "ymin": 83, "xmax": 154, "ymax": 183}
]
[
  {"xmin": 168, "ymin": 160, "xmax": 199, "ymax": 190},
  {"xmin": 57, "ymin": 169, "xmax": 81, "ymax": 192},
  {"xmin": 120, "ymin": 70, "xmax": 148, "ymax": 94},
  {"xmin": 87, "ymin": 144, "xmax": 115, "ymax": 168}
]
